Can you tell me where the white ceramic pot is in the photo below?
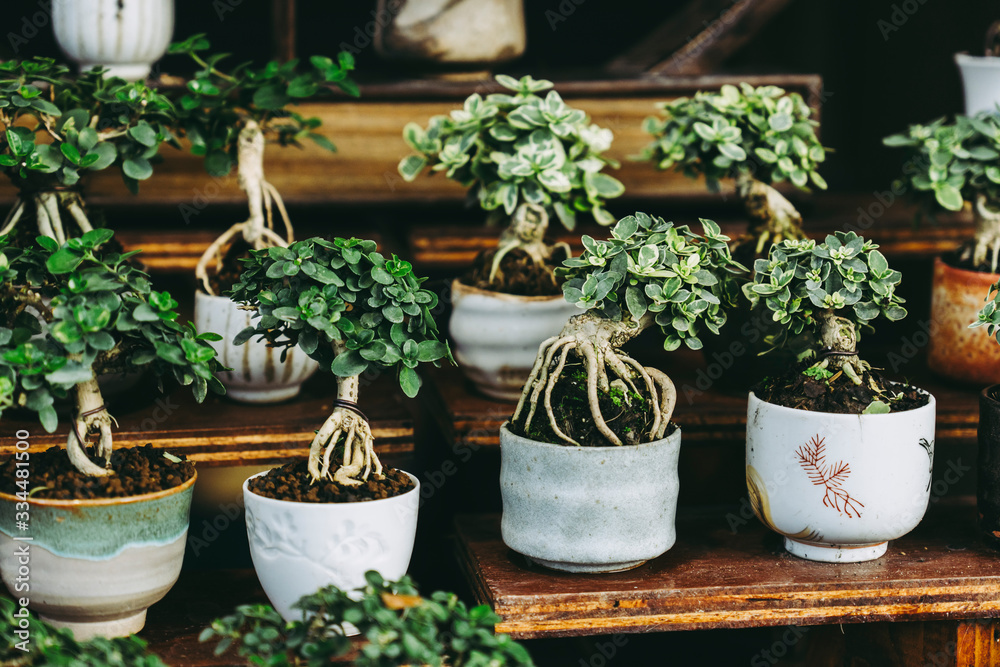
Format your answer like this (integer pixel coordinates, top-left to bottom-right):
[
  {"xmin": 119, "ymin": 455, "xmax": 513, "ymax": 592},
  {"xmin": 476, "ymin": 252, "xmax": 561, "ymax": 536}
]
[
  {"xmin": 243, "ymin": 471, "xmax": 420, "ymax": 622},
  {"xmin": 500, "ymin": 423, "xmax": 682, "ymax": 573},
  {"xmin": 0, "ymin": 473, "xmax": 195, "ymax": 639},
  {"xmin": 194, "ymin": 291, "xmax": 319, "ymax": 404},
  {"xmin": 956, "ymin": 53, "xmax": 1000, "ymax": 115},
  {"xmin": 746, "ymin": 391, "xmax": 936, "ymax": 563},
  {"xmin": 52, "ymin": 0, "xmax": 174, "ymax": 81},
  {"xmin": 449, "ymin": 280, "xmax": 579, "ymax": 402}
]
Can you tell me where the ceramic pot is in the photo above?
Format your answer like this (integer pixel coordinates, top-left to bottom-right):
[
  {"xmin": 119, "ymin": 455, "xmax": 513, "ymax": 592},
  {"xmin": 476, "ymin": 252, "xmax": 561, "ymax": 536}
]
[
  {"xmin": 0, "ymin": 470, "xmax": 195, "ymax": 639},
  {"xmin": 956, "ymin": 53, "xmax": 1000, "ymax": 115},
  {"xmin": 243, "ymin": 471, "xmax": 420, "ymax": 622},
  {"xmin": 194, "ymin": 291, "xmax": 319, "ymax": 404},
  {"xmin": 52, "ymin": 0, "xmax": 174, "ymax": 81},
  {"xmin": 746, "ymin": 391, "xmax": 936, "ymax": 563},
  {"xmin": 499, "ymin": 423, "xmax": 682, "ymax": 573},
  {"xmin": 979, "ymin": 385, "xmax": 1000, "ymax": 549},
  {"xmin": 374, "ymin": 0, "xmax": 525, "ymax": 66},
  {"xmin": 927, "ymin": 257, "xmax": 1000, "ymax": 385},
  {"xmin": 449, "ymin": 280, "xmax": 578, "ymax": 402}
]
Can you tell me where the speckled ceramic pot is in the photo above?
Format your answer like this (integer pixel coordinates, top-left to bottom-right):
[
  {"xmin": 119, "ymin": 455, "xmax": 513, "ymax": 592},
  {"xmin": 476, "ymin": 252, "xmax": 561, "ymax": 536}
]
[
  {"xmin": 243, "ymin": 471, "xmax": 419, "ymax": 623},
  {"xmin": 449, "ymin": 280, "xmax": 579, "ymax": 402},
  {"xmin": 195, "ymin": 291, "xmax": 319, "ymax": 403},
  {"xmin": 499, "ymin": 423, "xmax": 682, "ymax": 573},
  {"xmin": 927, "ymin": 258, "xmax": 1000, "ymax": 385},
  {"xmin": 0, "ymin": 471, "xmax": 196, "ymax": 639},
  {"xmin": 746, "ymin": 392, "xmax": 936, "ymax": 563}
]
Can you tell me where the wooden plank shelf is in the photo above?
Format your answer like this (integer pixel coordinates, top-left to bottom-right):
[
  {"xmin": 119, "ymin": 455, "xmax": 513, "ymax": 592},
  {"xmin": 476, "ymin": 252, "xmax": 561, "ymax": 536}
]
[
  {"xmin": 453, "ymin": 500, "xmax": 1000, "ymax": 640},
  {"xmin": 0, "ymin": 373, "xmax": 414, "ymax": 468}
]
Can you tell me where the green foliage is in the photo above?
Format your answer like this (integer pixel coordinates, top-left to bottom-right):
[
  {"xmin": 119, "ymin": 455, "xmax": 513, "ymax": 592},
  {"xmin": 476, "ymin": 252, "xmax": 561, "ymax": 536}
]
[
  {"xmin": 168, "ymin": 34, "xmax": 358, "ymax": 177},
  {"xmin": 802, "ymin": 365, "xmax": 833, "ymax": 381},
  {"xmin": 229, "ymin": 237, "xmax": 450, "ymax": 398},
  {"xmin": 883, "ymin": 112, "xmax": 1000, "ymax": 213},
  {"xmin": 640, "ymin": 83, "xmax": 827, "ymax": 192},
  {"xmin": 559, "ymin": 212, "xmax": 747, "ymax": 351},
  {"xmin": 744, "ymin": 232, "xmax": 907, "ymax": 341},
  {"xmin": 398, "ymin": 74, "xmax": 624, "ymax": 229},
  {"xmin": 0, "ymin": 231, "xmax": 225, "ymax": 432},
  {"xmin": 0, "ymin": 597, "xmax": 166, "ymax": 666},
  {"xmin": 0, "ymin": 58, "xmax": 177, "ymax": 193},
  {"xmin": 201, "ymin": 571, "xmax": 533, "ymax": 667},
  {"xmin": 972, "ymin": 280, "xmax": 1000, "ymax": 344}
]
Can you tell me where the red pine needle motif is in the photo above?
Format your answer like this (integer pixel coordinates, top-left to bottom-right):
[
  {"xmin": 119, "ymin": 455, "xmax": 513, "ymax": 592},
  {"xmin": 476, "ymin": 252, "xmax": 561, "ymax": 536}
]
[{"xmin": 795, "ymin": 435, "xmax": 864, "ymax": 518}]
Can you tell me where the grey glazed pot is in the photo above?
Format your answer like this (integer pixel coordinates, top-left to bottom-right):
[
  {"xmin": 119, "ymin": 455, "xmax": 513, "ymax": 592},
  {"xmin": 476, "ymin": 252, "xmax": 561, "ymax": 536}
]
[{"xmin": 499, "ymin": 423, "xmax": 681, "ymax": 573}]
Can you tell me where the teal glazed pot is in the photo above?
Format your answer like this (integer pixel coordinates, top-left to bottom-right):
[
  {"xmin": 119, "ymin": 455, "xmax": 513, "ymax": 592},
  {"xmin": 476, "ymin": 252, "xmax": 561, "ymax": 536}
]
[{"xmin": 0, "ymin": 471, "xmax": 196, "ymax": 640}]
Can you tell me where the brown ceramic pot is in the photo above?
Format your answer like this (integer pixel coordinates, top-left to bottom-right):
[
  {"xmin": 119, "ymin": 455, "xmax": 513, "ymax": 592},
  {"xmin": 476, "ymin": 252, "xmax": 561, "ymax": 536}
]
[{"xmin": 927, "ymin": 257, "xmax": 1000, "ymax": 385}]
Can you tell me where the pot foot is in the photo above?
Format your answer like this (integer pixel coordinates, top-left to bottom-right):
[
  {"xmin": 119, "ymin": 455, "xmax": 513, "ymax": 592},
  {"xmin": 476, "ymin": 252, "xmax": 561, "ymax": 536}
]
[
  {"xmin": 225, "ymin": 384, "xmax": 304, "ymax": 404},
  {"xmin": 526, "ymin": 556, "xmax": 648, "ymax": 573},
  {"xmin": 41, "ymin": 609, "xmax": 147, "ymax": 640},
  {"xmin": 784, "ymin": 538, "xmax": 888, "ymax": 563}
]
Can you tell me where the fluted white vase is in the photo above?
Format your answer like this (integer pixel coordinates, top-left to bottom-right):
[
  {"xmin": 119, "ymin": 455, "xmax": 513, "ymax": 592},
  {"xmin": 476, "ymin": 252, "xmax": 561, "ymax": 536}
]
[{"xmin": 52, "ymin": 0, "xmax": 174, "ymax": 81}]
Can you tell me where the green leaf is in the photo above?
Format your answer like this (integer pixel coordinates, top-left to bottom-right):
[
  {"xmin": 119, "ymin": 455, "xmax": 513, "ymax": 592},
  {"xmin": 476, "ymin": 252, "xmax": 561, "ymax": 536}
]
[
  {"xmin": 253, "ymin": 84, "xmax": 291, "ymax": 110},
  {"xmin": 85, "ymin": 142, "xmax": 117, "ymax": 170},
  {"xmin": 204, "ymin": 150, "xmax": 233, "ymax": 177},
  {"xmin": 331, "ymin": 350, "xmax": 368, "ymax": 377},
  {"xmin": 862, "ymin": 400, "xmax": 891, "ymax": 415},
  {"xmin": 123, "ymin": 156, "xmax": 153, "ymax": 180},
  {"xmin": 934, "ymin": 183, "xmax": 964, "ymax": 211},
  {"xmin": 60, "ymin": 143, "xmax": 81, "ymax": 165},
  {"xmin": 584, "ymin": 172, "xmax": 625, "ymax": 198},
  {"xmin": 399, "ymin": 365, "xmax": 421, "ymax": 398},
  {"xmin": 128, "ymin": 121, "xmax": 158, "ymax": 147},
  {"xmin": 46, "ymin": 248, "xmax": 83, "ymax": 274},
  {"xmin": 307, "ymin": 133, "xmax": 337, "ymax": 152},
  {"xmin": 398, "ymin": 155, "xmax": 428, "ymax": 182}
]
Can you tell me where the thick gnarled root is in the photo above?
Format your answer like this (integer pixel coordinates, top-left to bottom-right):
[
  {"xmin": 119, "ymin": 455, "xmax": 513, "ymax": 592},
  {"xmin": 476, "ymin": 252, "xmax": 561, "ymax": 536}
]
[
  {"xmin": 512, "ymin": 335, "xmax": 676, "ymax": 447},
  {"xmin": 488, "ymin": 203, "xmax": 570, "ymax": 286},
  {"xmin": 66, "ymin": 408, "xmax": 116, "ymax": 477},
  {"xmin": 307, "ymin": 407, "xmax": 382, "ymax": 486}
]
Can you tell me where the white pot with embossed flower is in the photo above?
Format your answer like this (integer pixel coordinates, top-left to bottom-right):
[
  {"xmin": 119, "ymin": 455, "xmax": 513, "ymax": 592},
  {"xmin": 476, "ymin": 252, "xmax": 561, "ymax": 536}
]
[
  {"xmin": 242, "ymin": 471, "xmax": 420, "ymax": 622},
  {"xmin": 746, "ymin": 391, "xmax": 936, "ymax": 563}
]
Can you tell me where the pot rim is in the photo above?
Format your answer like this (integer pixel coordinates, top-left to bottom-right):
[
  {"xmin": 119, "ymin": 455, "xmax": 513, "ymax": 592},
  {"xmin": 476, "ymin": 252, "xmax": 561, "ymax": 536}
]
[
  {"xmin": 243, "ymin": 469, "xmax": 419, "ymax": 506},
  {"xmin": 748, "ymin": 386, "xmax": 936, "ymax": 418},
  {"xmin": 981, "ymin": 384, "xmax": 1000, "ymax": 404},
  {"xmin": 450, "ymin": 278, "xmax": 571, "ymax": 304},
  {"xmin": 195, "ymin": 289, "xmax": 239, "ymax": 304},
  {"xmin": 0, "ymin": 467, "xmax": 197, "ymax": 507},
  {"xmin": 933, "ymin": 255, "xmax": 1000, "ymax": 280},
  {"xmin": 956, "ymin": 52, "xmax": 1000, "ymax": 66},
  {"xmin": 498, "ymin": 421, "xmax": 681, "ymax": 451}
]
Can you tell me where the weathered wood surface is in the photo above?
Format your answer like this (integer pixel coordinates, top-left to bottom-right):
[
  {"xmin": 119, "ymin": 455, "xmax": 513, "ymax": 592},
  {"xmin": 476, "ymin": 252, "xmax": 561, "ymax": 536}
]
[
  {"xmin": 0, "ymin": 373, "xmax": 414, "ymax": 467},
  {"xmin": 454, "ymin": 500, "xmax": 1000, "ymax": 640}
]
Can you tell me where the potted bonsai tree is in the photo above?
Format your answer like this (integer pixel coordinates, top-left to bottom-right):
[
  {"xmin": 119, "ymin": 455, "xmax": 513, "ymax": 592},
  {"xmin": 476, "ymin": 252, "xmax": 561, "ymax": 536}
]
[
  {"xmin": 501, "ymin": 212, "xmax": 746, "ymax": 573},
  {"xmin": 398, "ymin": 74, "xmax": 625, "ymax": 400},
  {"xmin": 202, "ymin": 571, "xmax": 534, "ymax": 665},
  {"xmin": 228, "ymin": 236, "xmax": 451, "ymax": 621},
  {"xmin": 743, "ymin": 232, "xmax": 936, "ymax": 563},
  {"xmin": 0, "ymin": 58, "xmax": 177, "ymax": 247},
  {"xmin": 168, "ymin": 35, "xmax": 361, "ymax": 403},
  {"xmin": 884, "ymin": 112, "xmax": 1000, "ymax": 385},
  {"xmin": 956, "ymin": 20, "xmax": 1000, "ymax": 115},
  {"xmin": 0, "ymin": 230, "xmax": 225, "ymax": 638}
]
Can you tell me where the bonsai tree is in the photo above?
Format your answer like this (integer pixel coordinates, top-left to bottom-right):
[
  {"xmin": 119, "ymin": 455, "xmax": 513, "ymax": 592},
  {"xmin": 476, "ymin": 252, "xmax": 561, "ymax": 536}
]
[
  {"xmin": 397, "ymin": 74, "xmax": 624, "ymax": 292},
  {"xmin": 201, "ymin": 570, "xmax": 534, "ymax": 666},
  {"xmin": 744, "ymin": 232, "xmax": 909, "ymax": 406},
  {"xmin": 0, "ymin": 58, "xmax": 177, "ymax": 246},
  {"xmin": 640, "ymin": 83, "xmax": 828, "ymax": 257},
  {"xmin": 0, "ymin": 231, "xmax": 225, "ymax": 476},
  {"xmin": 229, "ymin": 237, "xmax": 450, "ymax": 485},
  {"xmin": 167, "ymin": 35, "xmax": 360, "ymax": 294},
  {"xmin": 884, "ymin": 112, "xmax": 1000, "ymax": 271},
  {"xmin": 509, "ymin": 213, "xmax": 746, "ymax": 446}
]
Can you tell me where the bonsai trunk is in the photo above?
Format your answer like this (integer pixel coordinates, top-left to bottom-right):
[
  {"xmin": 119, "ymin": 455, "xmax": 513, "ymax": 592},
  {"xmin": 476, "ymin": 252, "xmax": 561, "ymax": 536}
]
[
  {"xmin": 195, "ymin": 121, "xmax": 294, "ymax": 295},
  {"xmin": 305, "ymin": 341, "xmax": 380, "ymax": 486},
  {"xmin": 511, "ymin": 311, "xmax": 677, "ymax": 446},
  {"xmin": 486, "ymin": 203, "xmax": 570, "ymax": 288},
  {"xmin": 0, "ymin": 190, "xmax": 94, "ymax": 245},
  {"xmin": 810, "ymin": 311, "xmax": 868, "ymax": 386},
  {"xmin": 66, "ymin": 371, "xmax": 116, "ymax": 476},
  {"xmin": 964, "ymin": 195, "xmax": 1000, "ymax": 273},
  {"xmin": 735, "ymin": 173, "xmax": 806, "ymax": 256}
]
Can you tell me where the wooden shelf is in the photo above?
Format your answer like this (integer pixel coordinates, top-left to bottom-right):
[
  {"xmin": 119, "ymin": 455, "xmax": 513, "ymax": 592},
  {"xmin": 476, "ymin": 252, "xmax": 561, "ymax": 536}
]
[
  {"xmin": 0, "ymin": 373, "xmax": 414, "ymax": 468},
  {"xmin": 453, "ymin": 500, "xmax": 1000, "ymax": 640}
]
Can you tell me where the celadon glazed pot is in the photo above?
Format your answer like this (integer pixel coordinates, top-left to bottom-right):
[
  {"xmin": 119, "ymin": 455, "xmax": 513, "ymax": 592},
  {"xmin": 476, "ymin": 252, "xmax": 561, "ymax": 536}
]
[
  {"xmin": 243, "ymin": 471, "xmax": 420, "ymax": 623},
  {"xmin": 195, "ymin": 291, "xmax": 319, "ymax": 404},
  {"xmin": 0, "ymin": 471, "xmax": 196, "ymax": 639},
  {"xmin": 746, "ymin": 391, "xmax": 936, "ymax": 563},
  {"xmin": 499, "ymin": 423, "xmax": 681, "ymax": 573},
  {"xmin": 449, "ymin": 280, "xmax": 579, "ymax": 401}
]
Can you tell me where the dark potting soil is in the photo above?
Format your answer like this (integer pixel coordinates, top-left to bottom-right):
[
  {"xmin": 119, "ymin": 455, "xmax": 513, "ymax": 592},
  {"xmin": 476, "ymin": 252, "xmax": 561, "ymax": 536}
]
[
  {"xmin": 247, "ymin": 459, "xmax": 415, "ymax": 503},
  {"xmin": 207, "ymin": 239, "xmax": 253, "ymax": 296},
  {"xmin": 941, "ymin": 246, "xmax": 998, "ymax": 274},
  {"xmin": 752, "ymin": 360, "xmax": 930, "ymax": 414},
  {"xmin": 0, "ymin": 444, "xmax": 194, "ymax": 500},
  {"xmin": 460, "ymin": 246, "xmax": 568, "ymax": 297},
  {"xmin": 511, "ymin": 356, "xmax": 677, "ymax": 447}
]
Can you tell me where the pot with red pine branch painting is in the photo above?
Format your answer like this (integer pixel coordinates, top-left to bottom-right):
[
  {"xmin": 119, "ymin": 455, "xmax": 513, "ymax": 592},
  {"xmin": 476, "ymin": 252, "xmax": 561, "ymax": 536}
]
[{"xmin": 745, "ymin": 391, "xmax": 936, "ymax": 563}]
